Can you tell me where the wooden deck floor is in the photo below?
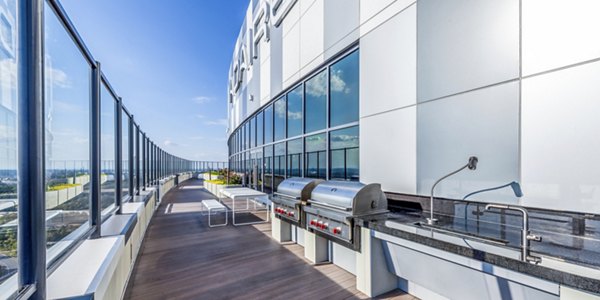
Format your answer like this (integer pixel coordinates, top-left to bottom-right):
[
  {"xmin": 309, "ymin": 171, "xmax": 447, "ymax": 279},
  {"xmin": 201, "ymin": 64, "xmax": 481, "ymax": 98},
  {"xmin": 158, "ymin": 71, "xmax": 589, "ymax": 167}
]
[{"xmin": 124, "ymin": 179, "xmax": 416, "ymax": 300}]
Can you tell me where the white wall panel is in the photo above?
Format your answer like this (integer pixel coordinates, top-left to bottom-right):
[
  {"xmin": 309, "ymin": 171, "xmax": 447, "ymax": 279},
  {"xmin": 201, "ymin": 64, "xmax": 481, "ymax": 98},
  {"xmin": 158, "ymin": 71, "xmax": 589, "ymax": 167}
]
[
  {"xmin": 360, "ymin": 5, "xmax": 415, "ymax": 117},
  {"xmin": 282, "ymin": 22, "xmax": 300, "ymax": 89},
  {"xmin": 260, "ymin": 59, "xmax": 271, "ymax": 105},
  {"xmin": 359, "ymin": 0, "xmax": 415, "ymax": 37},
  {"xmin": 323, "ymin": 0, "xmax": 359, "ymax": 60},
  {"xmin": 522, "ymin": 0, "xmax": 600, "ymax": 76},
  {"xmin": 361, "ymin": 107, "xmax": 416, "ymax": 194},
  {"xmin": 417, "ymin": 81, "xmax": 520, "ymax": 203},
  {"xmin": 521, "ymin": 61, "xmax": 600, "ymax": 213},
  {"xmin": 359, "ymin": 0, "xmax": 397, "ymax": 24},
  {"xmin": 417, "ymin": 0, "xmax": 519, "ymax": 102},
  {"xmin": 300, "ymin": 0, "xmax": 324, "ymax": 73}
]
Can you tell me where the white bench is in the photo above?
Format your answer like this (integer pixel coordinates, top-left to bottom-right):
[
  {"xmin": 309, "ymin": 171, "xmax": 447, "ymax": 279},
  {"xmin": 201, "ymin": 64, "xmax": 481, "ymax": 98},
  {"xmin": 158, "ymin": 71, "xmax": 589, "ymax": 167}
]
[{"xmin": 202, "ymin": 199, "xmax": 228, "ymax": 227}]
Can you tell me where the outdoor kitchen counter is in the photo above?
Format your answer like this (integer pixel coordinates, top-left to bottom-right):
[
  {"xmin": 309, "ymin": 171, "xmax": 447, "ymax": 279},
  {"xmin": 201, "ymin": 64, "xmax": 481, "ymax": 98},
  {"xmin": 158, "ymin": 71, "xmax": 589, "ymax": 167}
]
[{"xmin": 354, "ymin": 212, "xmax": 600, "ymax": 296}]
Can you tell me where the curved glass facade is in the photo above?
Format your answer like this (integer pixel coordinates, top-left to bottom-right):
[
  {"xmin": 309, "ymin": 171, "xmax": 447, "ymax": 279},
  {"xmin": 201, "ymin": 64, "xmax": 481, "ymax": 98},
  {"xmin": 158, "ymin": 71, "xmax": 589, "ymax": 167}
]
[{"xmin": 228, "ymin": 49, "xmax": 360, "ymax": 191}]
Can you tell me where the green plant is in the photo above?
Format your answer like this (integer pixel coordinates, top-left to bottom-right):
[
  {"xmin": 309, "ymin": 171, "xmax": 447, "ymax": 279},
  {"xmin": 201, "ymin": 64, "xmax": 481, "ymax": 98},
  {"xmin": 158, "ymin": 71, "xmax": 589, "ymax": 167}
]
[{"xmin": 47, "ymin": 183, "xmax": 81, "ymax": 191}]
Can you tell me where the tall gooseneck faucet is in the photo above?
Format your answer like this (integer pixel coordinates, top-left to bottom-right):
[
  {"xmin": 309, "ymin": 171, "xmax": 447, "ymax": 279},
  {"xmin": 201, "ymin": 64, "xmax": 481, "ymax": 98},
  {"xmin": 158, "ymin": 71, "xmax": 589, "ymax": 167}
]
[{"xmin": 427, "ymin": 156, "xmax": 478, "ymax": 225}]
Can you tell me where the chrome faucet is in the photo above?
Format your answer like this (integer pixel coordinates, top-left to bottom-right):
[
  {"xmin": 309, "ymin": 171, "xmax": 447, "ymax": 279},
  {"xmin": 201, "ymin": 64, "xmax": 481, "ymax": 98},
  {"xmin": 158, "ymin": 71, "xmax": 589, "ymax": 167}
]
[
  {"xmin": 485, "ymin": 204, "xmax": 542, "ymax": 264},
  {"xmin": 427, "ymin": 156, "xmax": 478, "ymax": 225}
]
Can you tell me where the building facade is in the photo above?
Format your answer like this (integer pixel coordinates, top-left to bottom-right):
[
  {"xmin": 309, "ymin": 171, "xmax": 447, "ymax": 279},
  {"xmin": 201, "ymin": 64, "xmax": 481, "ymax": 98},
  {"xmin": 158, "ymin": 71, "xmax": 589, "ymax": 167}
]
[{"xmin": 227, "ymin": 0, "xmax": 600, "ymax": 215}]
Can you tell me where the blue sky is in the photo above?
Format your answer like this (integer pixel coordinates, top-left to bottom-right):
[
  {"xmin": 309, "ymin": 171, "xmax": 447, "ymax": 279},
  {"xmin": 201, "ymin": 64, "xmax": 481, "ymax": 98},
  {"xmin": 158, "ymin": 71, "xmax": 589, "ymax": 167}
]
[{"xmin": 59, "ymin": 0, "xmax": 249, "ymax": 162}]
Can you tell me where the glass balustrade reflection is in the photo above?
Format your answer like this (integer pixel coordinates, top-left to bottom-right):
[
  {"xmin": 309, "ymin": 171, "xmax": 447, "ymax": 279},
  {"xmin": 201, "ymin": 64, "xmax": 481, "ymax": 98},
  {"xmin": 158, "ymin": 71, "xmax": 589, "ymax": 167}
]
[
  {"xmin": 0, "ymin": 0, "xmax": 18, "ymax": 287},
  {"xmin": 44, "ymin": 3, "xmax": 91, "ymax": 256}
]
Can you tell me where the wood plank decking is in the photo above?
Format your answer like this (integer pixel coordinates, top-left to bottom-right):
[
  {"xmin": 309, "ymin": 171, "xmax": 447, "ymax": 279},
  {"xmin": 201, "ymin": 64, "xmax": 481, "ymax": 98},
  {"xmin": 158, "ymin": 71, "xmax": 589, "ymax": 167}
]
[{"xmin": 124, "ymin": 179, "xmax": 415, "ymax": 300}]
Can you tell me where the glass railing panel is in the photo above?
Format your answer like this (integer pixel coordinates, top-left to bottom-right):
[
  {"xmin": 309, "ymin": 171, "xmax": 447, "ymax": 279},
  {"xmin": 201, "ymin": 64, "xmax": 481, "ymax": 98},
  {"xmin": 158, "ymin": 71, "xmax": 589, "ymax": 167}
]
[
  {"xmin": 0, "ymin": 0, "xmax": 18, "ymax": 290},
  {"xmin": 44, "ymin": 3, "xmax": 91, "ymax": 259},
  {"xmin": 100, "ymin": 84, "xmax": 116, "ymax": 212}
]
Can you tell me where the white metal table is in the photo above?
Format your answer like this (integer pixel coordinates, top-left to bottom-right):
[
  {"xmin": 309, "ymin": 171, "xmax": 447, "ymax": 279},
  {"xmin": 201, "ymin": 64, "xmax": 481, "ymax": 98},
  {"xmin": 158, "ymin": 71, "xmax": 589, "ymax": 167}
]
[{"xmin": 221, "ymin": 188, "xmax": 270, "ymax": 226}]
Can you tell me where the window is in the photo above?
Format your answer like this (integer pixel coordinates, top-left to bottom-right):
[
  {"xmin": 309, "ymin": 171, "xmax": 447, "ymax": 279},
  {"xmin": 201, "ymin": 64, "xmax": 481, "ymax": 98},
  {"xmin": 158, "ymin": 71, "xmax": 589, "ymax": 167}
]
[
  {"xmin": 305, "ymin": 133, "xmax": 326, "ymax": 179},
  {"xmin": 287, "ymin": 85, "xmax": 303, "ymax": 137},
  {"xmin": 264, "ymin": 146, "xmax": 273, "ymax": 194},
  {"xmin": 257, "ymin": 111, "xmax": 264, "ymax": 146},
  {"xmin": 264, "ymin": 104, "xmax": 273, "ymax": 144},
  {"xmin": 273, "ymin": 142, "xmax": 286, "ymax": 189},
  {"xmin": 330, "ymin": 50, "xmax": 359, "ymax": 127},
  {"xmin": 44, "ymin": 6, "xmax": 92, "ymax": 259},
  {"xmin": 250, "ymin": 116, "xmax": 255, "ymax": 148},
  {"xmin": 287, "ymin": 138, "xmax": 302, "ymax": 177},
  {"xmin": 305, "ymin": 70, "xmax": 327, "ymax": 133},
  {"xmin": 100, "ymin": 84, "xmax": 116, "ymax": 213},
  {"xmin": 274, "ymin": 97, "xmax": 286, "ymax": 141},
  {"xmin": 330, "ymin": 126, "xmax": 359, "ymax": 181},
  {"xmin": 122, "ymin": 109, "xmax": 130, "ymax": 198}
]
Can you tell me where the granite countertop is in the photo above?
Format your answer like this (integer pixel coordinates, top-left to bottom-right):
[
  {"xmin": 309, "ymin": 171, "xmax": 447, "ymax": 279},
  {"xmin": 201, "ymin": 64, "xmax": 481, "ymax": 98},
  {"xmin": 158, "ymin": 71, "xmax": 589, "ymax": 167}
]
[{"xmin": 356, "ymin": 211, "xmax": 600, "ymax": 295}]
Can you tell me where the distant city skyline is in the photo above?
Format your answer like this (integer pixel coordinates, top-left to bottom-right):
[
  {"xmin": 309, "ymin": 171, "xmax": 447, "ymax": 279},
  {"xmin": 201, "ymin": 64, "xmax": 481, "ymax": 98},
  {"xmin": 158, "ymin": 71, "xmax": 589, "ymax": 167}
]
[{"xmin": 59, "ymin": 0, "xmax": 249, "ymax": 161}]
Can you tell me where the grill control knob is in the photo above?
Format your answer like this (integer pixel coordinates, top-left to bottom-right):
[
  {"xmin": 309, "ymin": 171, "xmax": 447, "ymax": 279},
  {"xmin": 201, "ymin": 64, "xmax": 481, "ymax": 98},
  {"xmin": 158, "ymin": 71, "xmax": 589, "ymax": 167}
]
[
  {"xmin": 334, "ymin": 227, "xmax": 342, "ymax": 234},
  {"xmin": 310, "ymin": 220, "xmax": 316, "ymax": 226},
  {"xmin": 317, "ymin": 221, "xmax": 323, "ymax": 229},
  {"xmin": 323, "ymin": 223, "xmax": 329, "ymax": 229}
]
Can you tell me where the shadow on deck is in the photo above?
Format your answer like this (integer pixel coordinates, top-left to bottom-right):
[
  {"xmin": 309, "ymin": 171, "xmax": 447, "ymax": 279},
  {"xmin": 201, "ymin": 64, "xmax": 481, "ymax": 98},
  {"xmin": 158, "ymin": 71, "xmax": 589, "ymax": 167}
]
[{"xmin": 124, "ymin": 178, "xmax": 414, "ymax": 300}]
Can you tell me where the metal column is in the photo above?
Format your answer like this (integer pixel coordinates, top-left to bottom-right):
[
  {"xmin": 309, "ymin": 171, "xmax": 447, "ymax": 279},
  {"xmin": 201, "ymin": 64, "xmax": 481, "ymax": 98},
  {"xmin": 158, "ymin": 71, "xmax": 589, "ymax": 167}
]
[
  {"xmin": 90, "ymin": 61, "xmax": 102, "ymax": 238},
  {"xmin": 17, "ymin": 0, "xmax": 46, "ymax": 297}
]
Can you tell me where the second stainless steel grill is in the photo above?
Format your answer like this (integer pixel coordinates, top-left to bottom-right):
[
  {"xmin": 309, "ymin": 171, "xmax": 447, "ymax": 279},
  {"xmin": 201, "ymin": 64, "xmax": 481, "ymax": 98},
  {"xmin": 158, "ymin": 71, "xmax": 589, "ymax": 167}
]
[
  {"xmin": 304, "ymin": 181, "xmax": 388, "ymax": 250},
  {"xmin": 271, "ymin": 177, "xmax": 323, "ymax": 227}
]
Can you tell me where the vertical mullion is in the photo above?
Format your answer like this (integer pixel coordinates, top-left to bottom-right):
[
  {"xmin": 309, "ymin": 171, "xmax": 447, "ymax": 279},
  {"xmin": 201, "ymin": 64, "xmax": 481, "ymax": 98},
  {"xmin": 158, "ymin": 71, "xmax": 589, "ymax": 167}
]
[
  {"xmin": 135, "ymin": 125, "xmax": 140, "ymax": 194},
  {"xmin": 18, "ymin": 0, "xmax": 46, "ymax": 297},
  {"xmin": 115, "ymin": 98, "xmax": 122, "ymax": 213},
  {"xmin": 128, "ymin": 116, "xmax": 134, "ymax": 197},
  {"xmin": 90, "ymin": 62, "xmax": 101, "ymax": 238}
]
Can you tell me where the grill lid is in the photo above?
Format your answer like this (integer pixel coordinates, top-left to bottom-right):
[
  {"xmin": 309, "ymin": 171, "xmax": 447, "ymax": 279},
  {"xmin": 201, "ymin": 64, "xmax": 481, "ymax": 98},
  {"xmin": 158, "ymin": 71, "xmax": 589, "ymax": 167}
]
[
  {"xmin": 309, "ymin": 181, "xmax": 388, "ymax": 216},
  {"xmin": 275, "ymin": 177, "xmax": 324, "ymax": 201}
]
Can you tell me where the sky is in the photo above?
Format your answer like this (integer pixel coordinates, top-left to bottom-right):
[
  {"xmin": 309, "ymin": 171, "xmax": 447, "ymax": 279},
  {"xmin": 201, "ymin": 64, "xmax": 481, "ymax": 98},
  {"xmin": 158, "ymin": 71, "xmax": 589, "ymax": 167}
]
[{"xmin": 58, "ymin": 0, "xmax": 249, "ymax": 162}]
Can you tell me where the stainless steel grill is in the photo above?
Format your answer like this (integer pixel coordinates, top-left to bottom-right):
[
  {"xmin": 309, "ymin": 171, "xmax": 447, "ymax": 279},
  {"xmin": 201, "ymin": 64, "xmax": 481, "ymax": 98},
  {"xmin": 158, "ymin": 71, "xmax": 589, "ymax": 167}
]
[
  {"xmin": 304, "ymin": 181, "xmax": 388, "ymax": 250},
  {"xmin": 271, "ymin": 177, "xmax": 324, "ymax": 227}
]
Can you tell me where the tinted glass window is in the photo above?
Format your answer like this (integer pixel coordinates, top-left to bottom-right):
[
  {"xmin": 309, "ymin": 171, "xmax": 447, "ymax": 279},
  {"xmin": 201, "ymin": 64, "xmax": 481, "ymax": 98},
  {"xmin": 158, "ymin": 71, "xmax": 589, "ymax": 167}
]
[
  {"xmin": 287, "ymin": 85, "xmax": 303, "ymax": 137},
  {"xmin": 250, "ymin": 117, "xmax": 255, "ymax": 148},
  {"xmin": 264, "ymin": 104, "xmax": 273, "ymax": 143},
  {"xmin": 330, "ymin": 126, "xmax": 359, "ymax": 181},
  {"xmin": 274, "ymin": 97, "xmax": 286, "ymax": 141},
  {"xmin": 330, "ymin": 50, "xmax": 359, "ymax": 127},
  {"xmin": 257, "ymin": 111, "xmax": 264, "ymax": 146},
  {"xmin": 287, "ymin": 138, "xmax": 302, "ymax": 177},
  {"xmin": 305, "ymin": 133, "xmax": 326, "ymax": 179},
  {"xmin": 305, "ymin": 70, "xmax": 327, "ymax": 133}
]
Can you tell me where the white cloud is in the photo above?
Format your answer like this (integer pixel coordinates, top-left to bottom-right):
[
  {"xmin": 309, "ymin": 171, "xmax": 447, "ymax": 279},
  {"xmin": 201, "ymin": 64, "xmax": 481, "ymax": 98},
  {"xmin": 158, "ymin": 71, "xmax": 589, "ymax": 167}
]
[
  {"xmin": 330, "ymin": 69, "xmax": 350, "ymax": 94},
  {"xmin": 305, "ymin": 72, "xmax": 327, "ymax": 97},
  {"xmin": 195, "ymin": 114, "xmax": 205, "ymax": 119},
  {"xmin": 204, "ymin": 118, "xmax": 228, "ymax": 126},
  {"xmin": 164, "ymin": 139, "xmax": 178, "ymax": 147},
  {"xmin": 46, "ymin": 67, "xmax": 71, "ymax": 89},
  {"xmin": 193, "ymin": 96, "xmax": 213, "ymax": 104}
]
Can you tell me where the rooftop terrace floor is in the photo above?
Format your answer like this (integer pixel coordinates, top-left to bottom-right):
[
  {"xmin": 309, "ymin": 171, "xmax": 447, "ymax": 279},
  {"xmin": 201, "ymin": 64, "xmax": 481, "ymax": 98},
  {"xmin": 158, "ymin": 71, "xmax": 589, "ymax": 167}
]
[{"xmin": 124, "ymin": 179, "xmax": 414, "ymax": 300}]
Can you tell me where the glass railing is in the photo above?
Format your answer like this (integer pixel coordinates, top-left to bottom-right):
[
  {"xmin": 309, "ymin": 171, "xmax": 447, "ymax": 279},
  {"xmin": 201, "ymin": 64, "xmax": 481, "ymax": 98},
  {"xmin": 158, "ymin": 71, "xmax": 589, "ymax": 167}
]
[{"xmin": 0, "ymin": 1, "xmax": 226, "ymax": 298}]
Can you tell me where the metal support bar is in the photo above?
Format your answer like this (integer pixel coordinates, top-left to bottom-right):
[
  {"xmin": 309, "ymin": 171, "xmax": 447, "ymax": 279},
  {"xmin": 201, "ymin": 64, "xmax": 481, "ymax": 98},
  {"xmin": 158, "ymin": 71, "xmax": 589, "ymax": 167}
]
[
  {"xmin": 142, "ymin": 133, "xmax": 146, "ymax": 190},
  {"xmin": 135, "ymin": 124, "xmax": 140, "ymax": 195},
  {"xmin": 18, "ymin": 0, "xmax": 46, "ymax": 297},
  {"xmin": 115, "ymin": 98, "xmax": 122, "ymax": 213},
  {"xmin": 128, "ymin": 116, "xmax": 134, "ymax": 197},
  {"xmin": 90, "ymin": 61, "xmax": 102, "ymax": 238}
]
